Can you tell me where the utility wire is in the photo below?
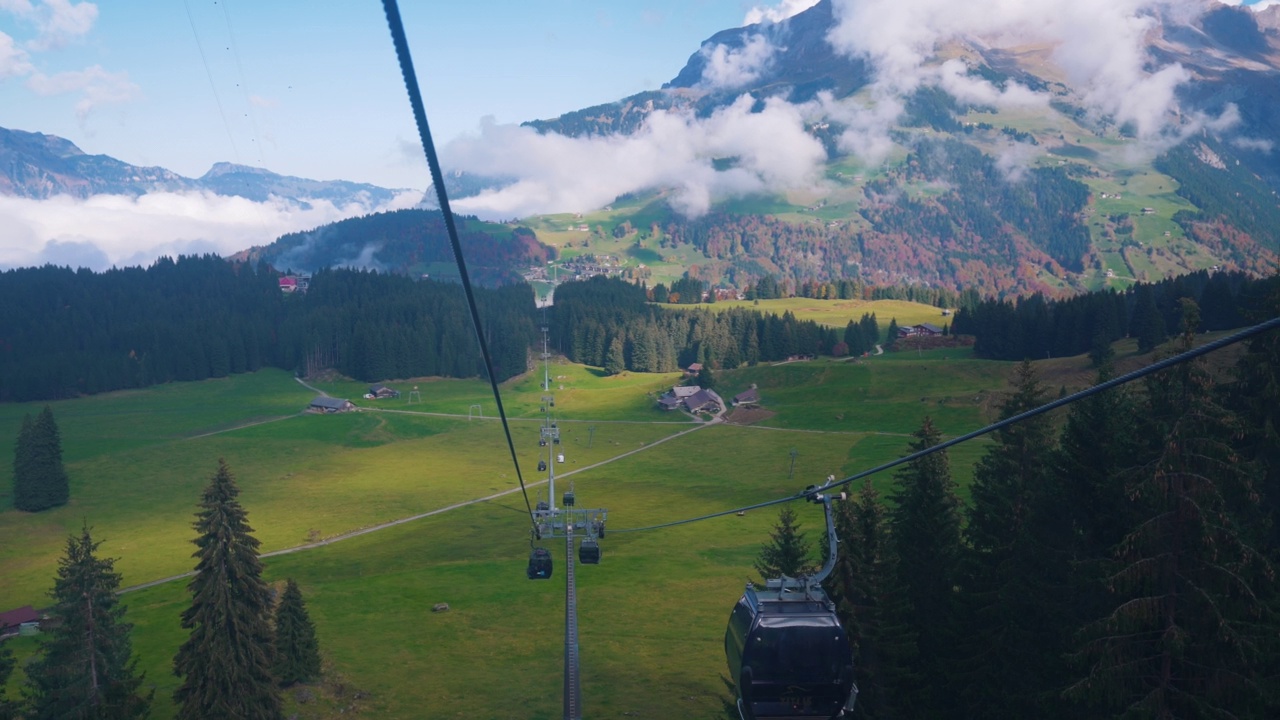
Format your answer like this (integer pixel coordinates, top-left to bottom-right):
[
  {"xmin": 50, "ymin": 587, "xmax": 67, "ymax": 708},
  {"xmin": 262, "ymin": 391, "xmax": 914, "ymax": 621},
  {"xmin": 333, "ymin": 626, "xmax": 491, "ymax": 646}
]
[
  {"xmin": 381, "ymin": 0, "xmax": 539, "ymax": 540},
  {"xmin": 614, "ymin": 315, "xmax": 1280, "ymax": 535}
]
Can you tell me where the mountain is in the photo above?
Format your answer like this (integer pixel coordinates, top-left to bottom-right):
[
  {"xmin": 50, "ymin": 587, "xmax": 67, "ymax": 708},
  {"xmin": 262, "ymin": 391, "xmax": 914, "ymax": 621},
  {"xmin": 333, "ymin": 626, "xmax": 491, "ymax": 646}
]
[
  {"xmin": 236, "ymin": 208, "xmax": 554, "ymax": 285},
  {"xmin": 514, "ymin": 0, "xmax": 1280, "ymax": 296},
  {"xmin": 0, "ymin": 126, "xmax": 404, "ymax": 208}
]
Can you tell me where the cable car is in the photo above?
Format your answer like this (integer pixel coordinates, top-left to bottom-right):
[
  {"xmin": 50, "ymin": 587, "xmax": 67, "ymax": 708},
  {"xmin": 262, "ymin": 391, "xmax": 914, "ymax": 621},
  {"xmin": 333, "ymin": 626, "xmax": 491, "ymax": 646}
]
[
  {"xmin": 539, "ymin": 438, "xmax": 547, "ymax": 447},
  {"xmin": 536, "ymin": 500, "xmax": 549, "ymax": 512},
  {"xmin": 563, "ymin": 490, "xmax": 575, "ymax": 507},
  {"xmin": 578, "ymin": 538, "xmax": 600, "ymax": 564},
  {"xmin": 725, "ymin": 491, "xmax": 856, "ymax": 720},
  {"xmin": 527, "ymin": 547, "xmax": 553, "ymax": 580},
  {"xmin": 537, "ymin": 460, "xmax": 547, "ymax": 472}
]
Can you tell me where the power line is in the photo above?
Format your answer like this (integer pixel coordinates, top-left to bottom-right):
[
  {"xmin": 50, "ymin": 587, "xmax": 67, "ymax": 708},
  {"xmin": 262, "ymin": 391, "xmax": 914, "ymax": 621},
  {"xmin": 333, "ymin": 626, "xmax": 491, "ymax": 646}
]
[
  {"xmin": 380, "ymin": 0, "xmax": 538, "ymax": 539},
  {"xmin": 613, "ymin": 315, "xmax": 1280, "ymax": 535}
]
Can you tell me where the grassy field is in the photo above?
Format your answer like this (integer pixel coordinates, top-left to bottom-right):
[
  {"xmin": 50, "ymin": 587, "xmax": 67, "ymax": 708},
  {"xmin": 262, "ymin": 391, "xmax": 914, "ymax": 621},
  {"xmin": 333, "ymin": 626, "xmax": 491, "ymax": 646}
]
[
  {"xmin": 0, "ymin": 346, "xmax": 1111, "ymax": 718},
  {"xmin": 676, "ymin": 297, "xmax": 951, "ymax": 339}
]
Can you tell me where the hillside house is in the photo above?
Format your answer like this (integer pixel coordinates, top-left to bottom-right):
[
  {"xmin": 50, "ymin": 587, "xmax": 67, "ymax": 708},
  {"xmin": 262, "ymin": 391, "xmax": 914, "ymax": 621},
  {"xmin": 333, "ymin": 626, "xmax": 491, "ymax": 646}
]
[
  {"xmin": 0, "ymin": 605, "xmax": 40, "ymax": 638},
  {"xmin": 369, "ymin": 383, "xmax": 400, "ymax": 399},
  {"xmin": 917, "ymin": 323, "xmax": 943, "ymax": 336},
  {"xmin": 732, "ymin": 387, "xmax": 760, "ymax": 407},
  {"xmin": 658, "ymin": 395, "xmax": 682, "ymax": 411},
  {"xmin": 685, "ymin": 363, "xmax": 703, "ymax": 376},
  {"xmin": 685, "ymin": 389, "xmax": 723, "ymax": 414},
  {"xmin": 309, "ymin": 396, "xmax": 354, "ymax": 413},
  {"xmin": 278, "ymin": 276, "xmax": 298, "ymax": 293}
]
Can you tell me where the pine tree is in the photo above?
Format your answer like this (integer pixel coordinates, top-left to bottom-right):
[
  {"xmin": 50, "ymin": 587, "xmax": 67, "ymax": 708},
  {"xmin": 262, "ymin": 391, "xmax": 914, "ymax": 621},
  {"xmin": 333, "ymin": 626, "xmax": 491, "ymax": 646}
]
[
  {"xmin": 604, "ymin": 337, "xmax": 626, "ymax": 376},
  {"xmin": 958, "ymin": 361, "xmax": 1075, "ymax": 719},
  {"xmin": 1067, "ymin": 299, "xmax": 1279, "ymax": 718},
  {"xmin": 887, "ymin": 416, "xmax": 963, "ymax": 717},
  {"xmin": 273, "ymin": 579, "xmax": 322, "ymax": 687},
  {"xmin": 24, "ymin": 525, "xmax": 152, "ymax": 719},
  {"xmin": 0, "ymin": 641, "xmax": 17, "ymax": 720},
  {"xmin": 11, "ymin": 413, "xmax": 36, "ymax": 511},
  {"xmin": 12, "ymin": 406, "xmax": 69, "ymax": 512},
  {"xmin": 827, "ymin": 481, "xmax": 919, "ymax": 720},
  {"xmin": 754, "ymin": 505, "xmax": 812, "ymax": 580},
  {"xmin": 173, "ymin": 460, "xmax": 282, "ymax": 720}
]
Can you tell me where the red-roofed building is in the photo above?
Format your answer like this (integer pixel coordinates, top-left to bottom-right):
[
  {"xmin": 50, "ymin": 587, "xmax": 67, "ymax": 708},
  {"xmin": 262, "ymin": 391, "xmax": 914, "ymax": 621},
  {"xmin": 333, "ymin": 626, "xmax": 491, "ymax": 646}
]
[{"xmin": 0, "ymin": 605, "xmax": 40, "ymax": 638}]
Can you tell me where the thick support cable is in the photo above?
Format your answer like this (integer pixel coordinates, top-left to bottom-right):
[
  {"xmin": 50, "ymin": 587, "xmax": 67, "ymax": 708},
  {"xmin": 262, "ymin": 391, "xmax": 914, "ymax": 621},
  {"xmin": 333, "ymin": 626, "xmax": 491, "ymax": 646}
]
[
  {"xmin": 614, "ymin": 315, "xmax": 1280, "ymax": 535},
  {"xmin": 381, "ymin": 0, "xmax": 538, "ymax": 537}
]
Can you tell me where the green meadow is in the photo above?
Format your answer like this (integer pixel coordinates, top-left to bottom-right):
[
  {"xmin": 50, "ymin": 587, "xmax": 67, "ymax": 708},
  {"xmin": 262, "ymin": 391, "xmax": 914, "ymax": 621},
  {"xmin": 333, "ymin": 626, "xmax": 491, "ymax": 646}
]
[
  {"xmin": 0, "ymin": 348, "xmax": 1100, "ymax": 718},
  {"xmin": 676, "ymin": 297, "xmax": 952, "ymax": 338}
]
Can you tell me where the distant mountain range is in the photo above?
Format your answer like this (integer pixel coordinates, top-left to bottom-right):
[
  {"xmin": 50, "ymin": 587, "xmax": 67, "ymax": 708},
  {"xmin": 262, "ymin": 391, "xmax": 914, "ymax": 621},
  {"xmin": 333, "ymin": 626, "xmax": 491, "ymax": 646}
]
[
  {"xmin": 0, "ymin": 126, "xmax": 405, "ymax": 209},
  {"xmin": 515, "ymin": 0, "xmax": 1280, "ymax": 294}
]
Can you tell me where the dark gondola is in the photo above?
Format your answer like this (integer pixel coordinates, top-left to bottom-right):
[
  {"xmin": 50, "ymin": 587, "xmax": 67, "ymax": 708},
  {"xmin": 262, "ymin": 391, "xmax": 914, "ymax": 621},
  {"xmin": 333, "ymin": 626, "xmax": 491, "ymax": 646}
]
[
  {"xmin": 538, "ymin": 460, "xmax": 547, "ymax": 472},
  {"xmin": 563, "ymin": 490, "xmax": 575, "ymax": 507},
  {"xmin": 578, "ymin": 538, "xmax": 600, "ymax": 564},
  {"xmin": 725, "ymin": 490, "xmax": 856, "ymax": 719},
  {"xmin": 527, "ymin": 547, "xmax": 553, "ymax": 580}
]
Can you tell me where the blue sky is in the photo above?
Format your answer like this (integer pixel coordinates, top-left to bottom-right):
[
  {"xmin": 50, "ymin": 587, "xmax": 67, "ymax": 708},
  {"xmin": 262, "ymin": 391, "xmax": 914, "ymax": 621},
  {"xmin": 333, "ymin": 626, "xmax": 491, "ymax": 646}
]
[{"xmin": 0, "ymin": 0, "xmax": 788, "ymax": 190}]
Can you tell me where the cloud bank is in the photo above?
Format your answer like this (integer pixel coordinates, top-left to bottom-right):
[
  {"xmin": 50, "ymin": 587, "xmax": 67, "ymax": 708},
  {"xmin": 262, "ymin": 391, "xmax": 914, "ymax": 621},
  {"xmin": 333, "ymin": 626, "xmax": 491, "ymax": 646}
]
[
  {"xmin": 0, "ymin": 190, "xmax": 421, "ymax": 271},
  {"xmin": 443, "ymin": 95, "xmax": 826, "ymax": 220},
  {"xmin": 432, "ymin": 0, "xmax": 1235, "ymax": 221}
]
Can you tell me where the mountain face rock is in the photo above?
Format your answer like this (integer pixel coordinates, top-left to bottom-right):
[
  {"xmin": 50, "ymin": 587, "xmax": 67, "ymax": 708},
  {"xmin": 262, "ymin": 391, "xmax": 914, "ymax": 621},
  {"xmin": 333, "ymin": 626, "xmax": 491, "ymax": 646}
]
[{"xmin": 0, "ymin": 127, "xmax": 402, "ymax": 208}]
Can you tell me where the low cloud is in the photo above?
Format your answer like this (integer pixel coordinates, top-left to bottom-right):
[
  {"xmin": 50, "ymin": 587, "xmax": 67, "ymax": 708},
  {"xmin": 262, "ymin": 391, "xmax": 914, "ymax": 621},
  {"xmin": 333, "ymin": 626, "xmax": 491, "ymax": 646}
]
[
  {"xmin": 442, "ymin": 95, "xmax": 827, "ymax": 219},
  {"xmin": 744, "ymin": 0, "xmax": 820, "ymax": 26},
  {"xmin": 0, "ymin": 30, "xmax": 33, "ymax": 78},
  {"xmin": 0, "ymin": 190, "xmax": 422, "ymax": 271},
  {"xmin": 26, "ymin": 64, "xmax": 140, "ymax": 122},
  {"xmin": 27, "ymin": 0, "xmax": 98, "ymax": 50},
  {"xmin": 699, "ymin": 34, "xmax": 778, "ymax": 90},
  {"xmin": 824, "ymin": 0, "xmax": 1216, "ymax": 162}
]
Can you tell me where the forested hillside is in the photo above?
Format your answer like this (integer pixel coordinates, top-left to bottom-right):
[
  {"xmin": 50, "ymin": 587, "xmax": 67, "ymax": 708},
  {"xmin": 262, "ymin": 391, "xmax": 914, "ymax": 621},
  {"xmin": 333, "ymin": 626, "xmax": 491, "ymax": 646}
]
[
  {"xmin": 550, "ymin": 276, "xmax": 838, "ymax": 372},
  {"xmin": 0, "ymin": 257, "xmax": 535, "ymax": 402},
  {"xmin": 953, "ymin": 270, "xmax": 1274, "ymax": 361}
]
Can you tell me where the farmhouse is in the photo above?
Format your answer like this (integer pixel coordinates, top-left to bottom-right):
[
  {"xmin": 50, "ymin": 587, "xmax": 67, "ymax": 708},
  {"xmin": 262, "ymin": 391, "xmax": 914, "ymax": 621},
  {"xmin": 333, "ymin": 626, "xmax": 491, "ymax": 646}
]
[
  {"xmin": 0, "ymin": 605, "xmax": 40, "ymax": 638},
  {"xmin": 732, "ymin": 386, "xmax": 760, "ymax": 407},
  {"xmin": 369, "ymin": 383, "xmax": 400, "ymax": 399},
  {"xmin": 898, "ymin": 323, "xmax": 944, "ymax": 338},
  {"xmin": 685, "ymin": 362, "xmax": 703, "ymax": 376},
  {"xmin": 278, "ymin": 276, "xmax": 297, "ymax": 292},
  {"xmin": 309, "ymin": 396, "xmax": 354, "ymax": 413},
  {"xmin": 684, "ymin": 389, "xmax": 723, "ymax": 414}
]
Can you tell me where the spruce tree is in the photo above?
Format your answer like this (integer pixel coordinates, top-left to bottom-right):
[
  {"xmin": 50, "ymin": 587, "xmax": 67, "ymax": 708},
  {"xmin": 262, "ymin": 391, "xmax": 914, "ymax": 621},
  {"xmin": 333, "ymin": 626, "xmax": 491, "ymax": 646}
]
[
  {"xmin": 1067, "ymin": 300, "xmax": 1279, "ymax": 718},
  {"xmin": 887, "ymin": 416, "xmax": 963, "ymax": 717},
  {"xmin": 0, "ymin": 641, "xmax": 16, "ymax": 720},
  {"xmin": 958, "ymin": 361, "xmax": 1075, "ymax": 720},
  {"xmin": 173, "ymin": 460, "xmax": 282, "ymax": 720},
  {"xmin": 604, "ymin": 337, "xmax": 626, "ymax": 376},
  {"xmin": 12, "ymin": 406, "xmax": 69, "ymax": 512},
  {"xmin": 11, "ymin": 413, "xmax": 36, "ymax": 510},
  {"xmin": 827, "ymin": 481, "xmax": 919, "ymax": 720},
  {"xmin": 24, "ymin": 525, "xmax": 152, "ymax": 719},
  {"xmin": 754, "ymin": 505, "xmax": 812, "ymax": 580},
  {"xmin": 273, "ymin": 579, "xmax": 322, "ymax": 686}
]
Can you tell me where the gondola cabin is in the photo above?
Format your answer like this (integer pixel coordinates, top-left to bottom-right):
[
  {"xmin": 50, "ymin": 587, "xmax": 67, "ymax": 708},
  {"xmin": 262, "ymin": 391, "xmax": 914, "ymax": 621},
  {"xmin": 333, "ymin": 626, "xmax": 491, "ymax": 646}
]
[
  {"xmin": 578, "ymin": 538, "xmax": 600, "ymax": 564},
  {"xmin": 527, "ymin": 547, "xmax": 553, "ymax": 580},
  {"xmin": 538, "ymin": 460, "xmax": 547, "ymax": 472},
  {"xmin": 725, "ymin": 579, "xmax": 855, "ymax": 720}
]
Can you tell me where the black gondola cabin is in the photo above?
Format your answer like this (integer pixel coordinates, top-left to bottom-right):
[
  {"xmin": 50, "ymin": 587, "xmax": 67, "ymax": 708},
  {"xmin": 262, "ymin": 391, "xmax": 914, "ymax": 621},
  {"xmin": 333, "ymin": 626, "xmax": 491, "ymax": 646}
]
[
  {"xmin": 725, "ymin": 579, "xmax": 855, "ymax": 719},
  {"xmin": 527, "ymin": 547, "xmax": 553, "ymax": 580}
]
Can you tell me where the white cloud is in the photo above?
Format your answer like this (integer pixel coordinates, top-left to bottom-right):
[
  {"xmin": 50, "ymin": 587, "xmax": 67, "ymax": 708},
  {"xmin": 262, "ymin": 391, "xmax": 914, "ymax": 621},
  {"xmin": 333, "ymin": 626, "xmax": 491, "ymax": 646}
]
[
  {"xmin": 825, "ymin": 0, "xmax": 1214, "ymax": 146},
  {"xmin": 0, "ymin": 30, "xmax": 33, "ymax": 79},
  {"xmin": 0, "ymin": 190, "xmax": 422, "ymax": 271},
  {"xmin": 27, "ymin": 0, "xmax": 97, "ymax": 50},
  {"xmin": 26, "ymin": 64, "xmax": 140, "ymax": 122},
  {"xmin": 441, "ymin": 95, "xmax": 827, "ymax": 219},
  {"xmin": 744, "ymin": 0, "xmax": 820, "ymax": 26},
  {"xmin": 699, "ymin": 34, "xmax": 778, "ymax": 90}
]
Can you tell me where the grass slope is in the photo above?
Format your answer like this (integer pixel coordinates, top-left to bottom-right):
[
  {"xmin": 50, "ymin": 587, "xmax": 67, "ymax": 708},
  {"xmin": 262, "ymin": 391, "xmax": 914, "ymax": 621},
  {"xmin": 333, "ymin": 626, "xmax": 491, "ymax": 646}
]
[{"xmin": 1, "ymin": 347, "xmax": 1113, "ymax": 718}]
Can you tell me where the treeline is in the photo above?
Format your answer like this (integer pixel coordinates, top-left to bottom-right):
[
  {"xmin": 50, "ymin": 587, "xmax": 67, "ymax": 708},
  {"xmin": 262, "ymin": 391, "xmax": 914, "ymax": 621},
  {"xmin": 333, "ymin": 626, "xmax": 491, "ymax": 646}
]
[
  {"xmin": 951, "ymin": 269, "xmax": 1269, "ymax": 360},
  {"xmin": 0, "ymin": 257, "xmax": 536, "ymax": 402},
  {"xmin": 550, "ymin": 276, "xmax": 836, "ymax": 373},
  {"xmin": 260, "ymin": 209, "xmax": 553, "ymax": 285},
  {"xmin": 816, "ymin": 294, "xmax": 1280, "ymax": 719}
]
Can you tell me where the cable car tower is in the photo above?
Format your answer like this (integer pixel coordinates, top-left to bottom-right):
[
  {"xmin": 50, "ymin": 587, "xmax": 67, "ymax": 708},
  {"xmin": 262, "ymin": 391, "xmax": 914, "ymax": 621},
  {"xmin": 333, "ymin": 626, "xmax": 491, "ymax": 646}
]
[{"xmin": 527, "ymin": 323, "xmax": 606, "ymax": 720}]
